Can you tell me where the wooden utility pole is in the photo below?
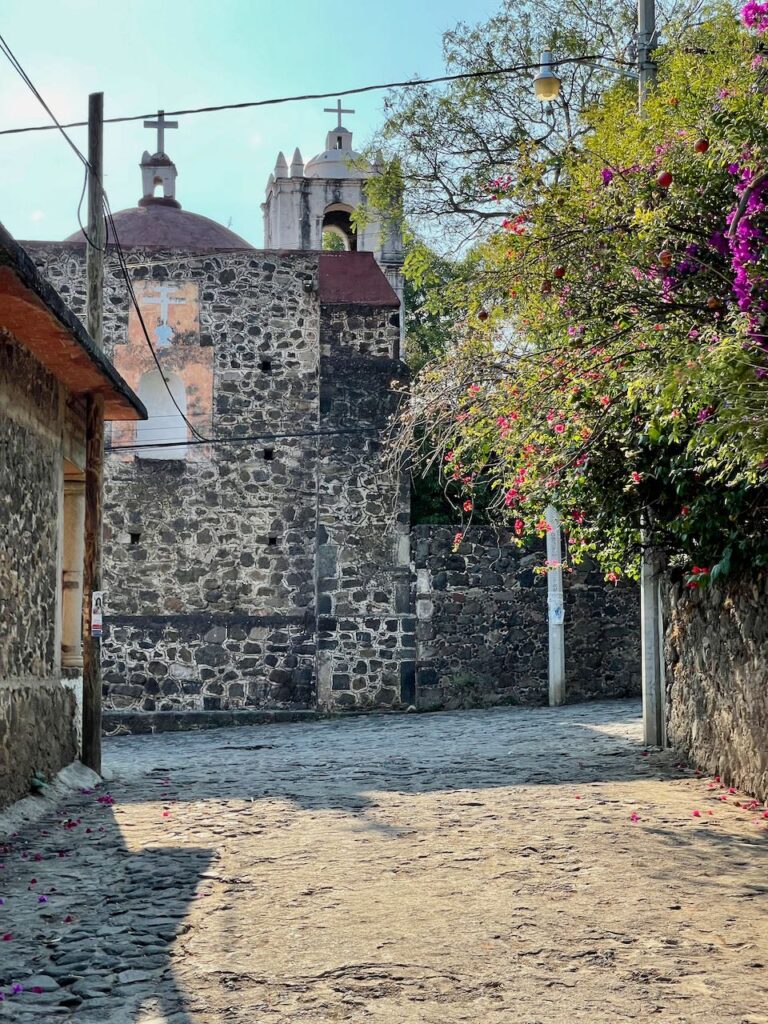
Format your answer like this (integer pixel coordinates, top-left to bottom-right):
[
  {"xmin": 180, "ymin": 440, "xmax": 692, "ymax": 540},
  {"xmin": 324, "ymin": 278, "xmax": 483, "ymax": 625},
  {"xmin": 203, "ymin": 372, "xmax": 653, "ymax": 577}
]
[{"xmin": 82, "ymin": 92, "xmax": 105, "ymax": 773}]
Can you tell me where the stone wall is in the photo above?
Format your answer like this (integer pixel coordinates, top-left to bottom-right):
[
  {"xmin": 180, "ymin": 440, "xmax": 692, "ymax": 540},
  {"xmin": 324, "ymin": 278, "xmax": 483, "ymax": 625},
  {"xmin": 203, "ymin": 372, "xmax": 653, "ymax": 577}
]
[
  {"xmin": 0, "ymin": 334, "xmax": 78, "ymax": 807},
  {"xmin": 28, "ymin": 247, "xmax": 413, "ymax": 717},
  {"xmin": 665, "ymin": 572, "xmax": 768, "ymax": 800},
  {"xmin": 316, "ymin": 305, "xmax": 413, "ymax": 710},
  {"xmin": 413, "ymin": 526, "xmax": 641, "ymax": 710}
]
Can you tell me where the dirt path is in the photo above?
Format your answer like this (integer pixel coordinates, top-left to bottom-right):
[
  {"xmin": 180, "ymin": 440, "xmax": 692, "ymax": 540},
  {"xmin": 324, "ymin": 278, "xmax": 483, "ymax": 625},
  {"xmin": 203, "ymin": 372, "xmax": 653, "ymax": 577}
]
[{"xmin": 1, "ymin": 700, "xmax": 767, "ymax": 1022}]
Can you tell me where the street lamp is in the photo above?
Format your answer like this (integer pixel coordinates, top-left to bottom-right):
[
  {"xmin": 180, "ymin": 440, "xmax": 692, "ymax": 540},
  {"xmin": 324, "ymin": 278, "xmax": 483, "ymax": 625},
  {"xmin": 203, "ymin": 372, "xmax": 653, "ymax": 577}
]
[
  {"xmin": 533, "ymin": 51, "xmax": 561, "ymax": 101},
  {"xmin": 533, "ymin": 0, "xmax": 656, "ymax": 113}
]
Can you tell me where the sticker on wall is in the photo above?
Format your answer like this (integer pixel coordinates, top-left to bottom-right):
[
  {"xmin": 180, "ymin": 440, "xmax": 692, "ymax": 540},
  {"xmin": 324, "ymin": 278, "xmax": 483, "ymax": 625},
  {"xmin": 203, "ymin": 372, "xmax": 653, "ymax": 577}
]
[{"xmin": 91, "ymin": 592, "xmax": 104, "ymax": 637}]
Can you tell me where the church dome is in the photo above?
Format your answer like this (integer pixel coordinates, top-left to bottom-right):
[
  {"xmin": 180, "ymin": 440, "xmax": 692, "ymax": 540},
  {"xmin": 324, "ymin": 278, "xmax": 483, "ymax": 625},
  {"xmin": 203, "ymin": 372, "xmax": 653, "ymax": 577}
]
[{"xmin": 64, "ymin": 202, "xmax": 253, "ymax": 249}]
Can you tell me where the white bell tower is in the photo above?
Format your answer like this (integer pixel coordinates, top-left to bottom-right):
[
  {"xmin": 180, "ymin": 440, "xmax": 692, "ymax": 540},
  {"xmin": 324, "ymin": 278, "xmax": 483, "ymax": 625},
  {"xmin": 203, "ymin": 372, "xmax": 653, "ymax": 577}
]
[{"xmin": 262, "ymin": 102, "xmax": 405, "ymax": 321}]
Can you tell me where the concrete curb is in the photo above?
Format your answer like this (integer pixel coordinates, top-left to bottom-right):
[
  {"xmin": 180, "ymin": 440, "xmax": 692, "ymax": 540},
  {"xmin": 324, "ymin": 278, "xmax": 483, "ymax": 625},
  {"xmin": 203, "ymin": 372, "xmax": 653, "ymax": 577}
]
[
  {"xmin": 0, "ymin": 761, "xmax": 102, "ymax": 838},
  {"xmin": 102, "ymin": 708, "xmax": 321, "ymax": 736}
]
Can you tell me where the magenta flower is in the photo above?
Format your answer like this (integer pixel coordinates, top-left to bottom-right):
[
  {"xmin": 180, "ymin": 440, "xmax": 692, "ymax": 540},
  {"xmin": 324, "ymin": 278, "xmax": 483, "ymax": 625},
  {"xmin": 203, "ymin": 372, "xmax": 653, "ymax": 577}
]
[{"xmin": 601, "ymin": 168, "xmax": 614, "ymax": 185}]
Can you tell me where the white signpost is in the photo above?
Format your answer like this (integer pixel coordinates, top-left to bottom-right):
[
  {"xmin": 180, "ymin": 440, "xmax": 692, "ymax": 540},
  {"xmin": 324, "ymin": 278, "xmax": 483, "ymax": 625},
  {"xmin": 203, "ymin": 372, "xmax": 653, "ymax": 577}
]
[{"xmin": 545, "ymin": 505, "xmax": 566, "ymax": 706}]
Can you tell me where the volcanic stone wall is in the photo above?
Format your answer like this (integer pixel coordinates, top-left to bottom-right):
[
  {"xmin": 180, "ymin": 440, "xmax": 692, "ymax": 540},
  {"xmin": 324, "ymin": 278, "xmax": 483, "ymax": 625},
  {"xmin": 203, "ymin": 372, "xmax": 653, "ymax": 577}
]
[
  {"xmin": 0, "ymin": 334, "xmax": 77, "ymax": 807},
  {"xmin": 413, "ymin": 526, "xmax": 641, "ymax": 709},
  {"xmin": 28, "ymin": 247, "xmax": 414, "ymax": 717},
  {"xmin": 665, "ymin": 572, "xmax": 768, "ymax": 800},
  {"xmin": 316, "ymin": 305, "xmax": 413, "ymax": 710},
  {"xmin": 28, "ymin": 245, "xmax": 321, "ymax": 714}
]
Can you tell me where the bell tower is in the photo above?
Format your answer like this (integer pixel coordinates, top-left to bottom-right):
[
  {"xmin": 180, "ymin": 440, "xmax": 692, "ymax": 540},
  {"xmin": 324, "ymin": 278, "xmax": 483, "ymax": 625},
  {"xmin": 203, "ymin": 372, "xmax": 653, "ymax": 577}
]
[{"xmin": 262, "ymin": 102, "xmax": 404, "ymax": 324}]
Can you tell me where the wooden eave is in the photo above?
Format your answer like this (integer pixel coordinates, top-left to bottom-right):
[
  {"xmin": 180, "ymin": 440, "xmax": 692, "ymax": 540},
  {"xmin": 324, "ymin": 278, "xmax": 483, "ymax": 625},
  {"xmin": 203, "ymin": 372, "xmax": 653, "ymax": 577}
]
[{"xmin": 0, "ymin": 223, "xmax": 145, "ymax": 421}]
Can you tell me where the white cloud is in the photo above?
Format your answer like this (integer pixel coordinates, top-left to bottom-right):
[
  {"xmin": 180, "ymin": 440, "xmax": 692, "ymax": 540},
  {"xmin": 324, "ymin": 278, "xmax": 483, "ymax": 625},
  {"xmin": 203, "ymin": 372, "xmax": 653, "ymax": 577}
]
[{"xmin": 30, "ymin": 210, "xmax": 45, "ymax": 222}]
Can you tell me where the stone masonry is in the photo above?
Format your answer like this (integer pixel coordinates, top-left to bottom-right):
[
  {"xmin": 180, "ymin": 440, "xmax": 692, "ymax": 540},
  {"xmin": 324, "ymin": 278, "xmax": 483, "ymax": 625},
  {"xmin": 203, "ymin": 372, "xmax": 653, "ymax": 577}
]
[
  {"xmin": 413, "ymin": 526, "xmax": 641, "ymax": 710},
  {"xmin": 0, "ymin": 336, "xmax": 77, "ymax": 804},
  {"xmin": 27, "ymin": 245, "xmax": 412, "ymax": 718},
  {"xmin": 665, "ymin": 571, "xmax": 768, "ymax": 800}
]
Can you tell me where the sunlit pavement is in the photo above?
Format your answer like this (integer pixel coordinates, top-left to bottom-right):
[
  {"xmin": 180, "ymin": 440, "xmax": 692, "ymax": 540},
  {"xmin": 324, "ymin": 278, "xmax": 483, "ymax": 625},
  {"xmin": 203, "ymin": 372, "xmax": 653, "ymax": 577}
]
[{"xmin": 1, "ymin": 699, "xmax": 767, "ymax": 1022}]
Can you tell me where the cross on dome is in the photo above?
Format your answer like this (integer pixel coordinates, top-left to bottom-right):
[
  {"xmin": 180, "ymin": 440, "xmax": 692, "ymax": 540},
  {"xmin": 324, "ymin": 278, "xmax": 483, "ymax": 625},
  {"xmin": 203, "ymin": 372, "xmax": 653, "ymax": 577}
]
[
  {"xmin": 323, "ymin": 99, "xmax": 355, "ymax": 129},
  {"xmin": 143, "ymin": 109, "xmax": 179, "ymax": 155}
]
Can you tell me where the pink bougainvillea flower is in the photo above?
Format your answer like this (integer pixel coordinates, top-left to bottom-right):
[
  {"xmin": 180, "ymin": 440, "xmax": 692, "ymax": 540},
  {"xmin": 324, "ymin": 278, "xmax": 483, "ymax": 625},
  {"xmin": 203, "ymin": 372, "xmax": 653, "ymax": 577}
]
[
  {"xmin": 1, "ymin": 933, "xmax": 12, "ymax": 941},
  {"xmin": 462, "ymin": 500, "xmax": 473, "ymax": 513},
  {"xmin": 692, "ymin": 809, "xmax": 702, "ymax": 817},
  {"xmin": 37, "ymin": 895, "xmax": 48, "ymax": 904},
  {"xmin": 630, "ymin": 812, "xmax": 640, "ymax": 822},
  {"xmin": 30, "ymin": 986, "xmax": 44, "ymax": 994},
  {"xmin": 601, "ymin": 168, "xmax": 614, "ymax": 185},
  {"xmin": 599, "ymin": 396, "xmax": 611, "ymax": 407},
  {"xmin": 631, "ymin": 472, "xmax": 642, "ymax": 484},
  {"xmin": 453, "ymin": 532, "xmax": 463, "ymax": 548},
  {"xmin": 514, "ymin": 519, "xmax": 524, "ymax": 536},
  {"xmin": 553, "ymin": 423, "xmax": 565, "ymax": 434},
  {"xmin": 606, "ymin": 572, "xmax": 619, "ymax": 584},
  {"xmin": 63, "ymin": 915, "xmax": 74, "ymax": 923}
]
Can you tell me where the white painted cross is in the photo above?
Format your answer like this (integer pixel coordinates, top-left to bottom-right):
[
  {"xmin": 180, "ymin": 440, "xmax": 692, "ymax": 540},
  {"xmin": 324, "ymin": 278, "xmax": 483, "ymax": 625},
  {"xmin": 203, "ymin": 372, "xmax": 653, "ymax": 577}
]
[
  {"xmin": 143, "ymin": 109, "xmax": 179, "ymax": 154},
  {"xmin": 323, "ymin": 99, "xmax": 355, "ymax": 128},
  {"xmin": 143, "ymin": 283, "xmax": 185, "ymax": 324}
]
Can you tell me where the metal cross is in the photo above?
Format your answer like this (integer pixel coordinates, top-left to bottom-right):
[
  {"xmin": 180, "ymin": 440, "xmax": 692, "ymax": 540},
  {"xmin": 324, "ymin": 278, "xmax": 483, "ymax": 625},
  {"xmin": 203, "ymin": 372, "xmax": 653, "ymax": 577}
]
[
  {"xmin": 323, "ymin": 99, "xmax": 355, "ymax": 128},
  {"xmin": 143, "ymin": 109, "xmax": 179, "ymax": 154}
]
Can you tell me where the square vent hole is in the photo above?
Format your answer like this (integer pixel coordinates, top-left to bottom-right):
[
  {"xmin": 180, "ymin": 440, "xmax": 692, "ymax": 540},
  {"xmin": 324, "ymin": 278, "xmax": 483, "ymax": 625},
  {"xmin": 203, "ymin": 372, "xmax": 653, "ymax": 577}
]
[
  {"xmin": 260, "ymin": 359, "xmax": 272, "ymax": 374},
  {"xmin": 264, "ymin": 448, "xmax": 274, "ymax": 461},
  {"xmin": 129, "ymin": 532, "xmax": 142, "ymax": 545},
  {"xmin": 267, "ymin": 536, "xmax": 278, "ymax": 547}
]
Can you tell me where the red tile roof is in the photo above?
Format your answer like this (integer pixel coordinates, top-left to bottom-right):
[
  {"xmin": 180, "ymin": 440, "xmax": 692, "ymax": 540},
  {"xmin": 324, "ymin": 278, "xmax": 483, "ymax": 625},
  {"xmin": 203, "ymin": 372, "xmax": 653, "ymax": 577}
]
[{"xmin": 318, "ymin": 251, "xmax": 400, "ymax": 307}]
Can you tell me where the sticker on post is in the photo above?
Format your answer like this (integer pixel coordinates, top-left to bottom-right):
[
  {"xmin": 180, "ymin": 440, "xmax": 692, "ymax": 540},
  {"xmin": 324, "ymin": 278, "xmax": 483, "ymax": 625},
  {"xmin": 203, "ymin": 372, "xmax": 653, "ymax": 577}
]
[
  {"xmin": 91, "ymin": 591, "xmax": 104, "ymax": 637},
  {"xmin": 548, "ymin": 603, "xmax": 565, "ymax": 625}
]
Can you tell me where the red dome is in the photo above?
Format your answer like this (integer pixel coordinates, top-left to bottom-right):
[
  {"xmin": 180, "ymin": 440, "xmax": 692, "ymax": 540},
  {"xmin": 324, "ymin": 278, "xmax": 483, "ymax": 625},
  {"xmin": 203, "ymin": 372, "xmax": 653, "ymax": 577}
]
[{"xmin": 64, "ymin": 200, "xmax": 253, "ymax": 249}]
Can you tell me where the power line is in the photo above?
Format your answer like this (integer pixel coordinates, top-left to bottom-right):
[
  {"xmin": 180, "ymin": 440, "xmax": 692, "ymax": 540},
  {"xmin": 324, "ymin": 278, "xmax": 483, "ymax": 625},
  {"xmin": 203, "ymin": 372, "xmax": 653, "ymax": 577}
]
[
  {"xmin": 0, "ymin": 32, "xmax": 206, "ymax": 442},
  {"xmin": 0, "ymin": 54, "xmax": 613, "ymax": 138},
  {"xmin": 107, "ymin": 427, "xmax": 378, "ymax": 454}
]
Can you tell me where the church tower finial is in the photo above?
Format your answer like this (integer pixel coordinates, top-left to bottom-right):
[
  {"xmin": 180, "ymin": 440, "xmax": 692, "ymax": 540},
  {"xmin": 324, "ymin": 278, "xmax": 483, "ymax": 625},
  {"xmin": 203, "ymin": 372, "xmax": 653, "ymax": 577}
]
[{"xmin": 139, "ymin": 110, "xmax": 180, "ymax": 208}]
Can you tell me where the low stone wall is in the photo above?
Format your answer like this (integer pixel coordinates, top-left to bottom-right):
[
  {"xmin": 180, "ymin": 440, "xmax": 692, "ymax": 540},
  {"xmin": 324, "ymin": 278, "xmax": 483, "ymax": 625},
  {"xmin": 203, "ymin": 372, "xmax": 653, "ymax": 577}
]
[
  {"xmin": 665, "ymin": 572, "xmax": 768, "ymax": 800},
  {"xmin": 102, "ymin": 614, "xmax": 315, "ymax": 712},
  {"xmin": 412, "ymin": 526, "xmax": 640, "ymax": 710},
  {"xmin": 0, "ymin": 681, "xmax": 77, "ymax": 807}
]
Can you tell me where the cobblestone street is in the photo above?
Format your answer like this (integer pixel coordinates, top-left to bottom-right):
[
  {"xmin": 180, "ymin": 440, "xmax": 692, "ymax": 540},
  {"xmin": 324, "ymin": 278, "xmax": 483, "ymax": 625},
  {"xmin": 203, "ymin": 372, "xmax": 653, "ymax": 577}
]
[{"xmin": 1, "ymin": 700, "xmax": 767, "ymax": 1023}]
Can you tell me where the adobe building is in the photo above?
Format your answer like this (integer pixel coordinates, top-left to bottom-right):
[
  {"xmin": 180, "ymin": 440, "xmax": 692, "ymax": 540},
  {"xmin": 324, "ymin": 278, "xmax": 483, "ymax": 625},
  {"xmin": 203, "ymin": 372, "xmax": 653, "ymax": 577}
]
[
  {"xmin": 24, "ymin": 109, "xmax": 640, "ymax": 729},
  {"xmin": 0, "ymin": 222, "xmax": 144, "ymax": 806}
]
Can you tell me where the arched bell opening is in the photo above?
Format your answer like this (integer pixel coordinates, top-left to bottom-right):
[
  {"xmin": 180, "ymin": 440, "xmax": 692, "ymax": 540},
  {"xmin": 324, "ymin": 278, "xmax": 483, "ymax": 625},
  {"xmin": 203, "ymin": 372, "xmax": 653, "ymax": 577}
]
[{"xmin": 321, "ymin": 204, "xmax": 357, "ymax": 251}]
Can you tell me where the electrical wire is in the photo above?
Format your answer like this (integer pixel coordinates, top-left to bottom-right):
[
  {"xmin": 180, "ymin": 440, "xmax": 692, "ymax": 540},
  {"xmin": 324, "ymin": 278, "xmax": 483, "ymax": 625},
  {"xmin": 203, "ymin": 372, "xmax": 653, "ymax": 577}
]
[
  {"xmin": 0, "ymin": 31, "xmax": 205, "ymax": 441},
  {"xmin": 0, "ymin": 53, "xmax": 618, "ymax": 138},
  {"xmin": 106, "ymin": 427, "xmax": 379, "ymax": 454}
]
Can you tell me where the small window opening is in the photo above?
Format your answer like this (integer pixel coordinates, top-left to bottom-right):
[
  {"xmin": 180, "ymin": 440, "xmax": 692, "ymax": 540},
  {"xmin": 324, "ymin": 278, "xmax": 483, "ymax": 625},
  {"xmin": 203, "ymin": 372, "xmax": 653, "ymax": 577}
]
[
  {"xmin": 260, "ymin": 359, "xmax": 272, "ymax": 374},
  {"xmin": 263, "ymin": 448, "xmax": 274, "ymax": 461},
  {"xmin": 129, "ymin": 532, "xmax": 142, "ymax": 545},
  {"xmin": 267, "ymin": 536, "xmax": 278, "ymax": 547},
  {"xmin": 336, "ymin": 135, "xmax": 342, "ymax": 149}
]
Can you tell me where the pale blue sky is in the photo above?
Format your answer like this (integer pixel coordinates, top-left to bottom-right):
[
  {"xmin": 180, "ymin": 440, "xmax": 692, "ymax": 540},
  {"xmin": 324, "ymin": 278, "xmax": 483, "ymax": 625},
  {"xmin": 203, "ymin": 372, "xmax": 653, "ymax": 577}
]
[{"xmin": 0, "ymin": 0, "xmax": 500, "ymax": 244}]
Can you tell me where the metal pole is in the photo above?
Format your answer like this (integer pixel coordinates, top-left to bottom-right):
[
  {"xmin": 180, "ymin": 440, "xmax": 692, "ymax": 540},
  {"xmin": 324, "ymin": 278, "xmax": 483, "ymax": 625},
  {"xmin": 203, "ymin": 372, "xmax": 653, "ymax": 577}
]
[
  {"xmin": 545, "ymin": 505, "xmax": 566, "ymax": 706},
  {"xmin": 637, "ymin": 0, "xmax": 657, "ymax": 112},
  {"xmin": 82, "ymin": 91, "xmax": 105, "ymax": 774}
]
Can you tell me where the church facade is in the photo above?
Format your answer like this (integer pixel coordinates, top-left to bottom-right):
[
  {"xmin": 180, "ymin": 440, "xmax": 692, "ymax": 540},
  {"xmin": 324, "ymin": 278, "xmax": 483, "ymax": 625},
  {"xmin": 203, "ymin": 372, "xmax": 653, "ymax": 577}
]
[{"xmin": 25, "ymin": 110, "xmax": 641, "ymax": 726}]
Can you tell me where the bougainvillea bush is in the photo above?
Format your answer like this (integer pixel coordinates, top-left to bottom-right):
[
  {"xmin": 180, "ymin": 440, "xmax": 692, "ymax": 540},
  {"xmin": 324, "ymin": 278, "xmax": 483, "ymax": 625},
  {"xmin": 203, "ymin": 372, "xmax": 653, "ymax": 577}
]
[{"xmin": 401, "ymin": 8, "xmax": 768, "ymax": 583}]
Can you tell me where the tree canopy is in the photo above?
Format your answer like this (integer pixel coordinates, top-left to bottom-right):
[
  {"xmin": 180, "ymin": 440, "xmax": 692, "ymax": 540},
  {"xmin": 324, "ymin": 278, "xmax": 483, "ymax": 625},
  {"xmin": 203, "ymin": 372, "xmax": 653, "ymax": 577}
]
[{"xmin": 393, "ymin": 6, "xmax": 768, "ymax": 586}]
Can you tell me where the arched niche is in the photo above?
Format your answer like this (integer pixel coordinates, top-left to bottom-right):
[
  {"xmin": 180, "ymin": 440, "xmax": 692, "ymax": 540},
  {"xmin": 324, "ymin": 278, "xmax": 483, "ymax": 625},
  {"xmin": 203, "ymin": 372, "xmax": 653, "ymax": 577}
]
[
  {"xmin": 322, "ymin": 203, "xmax": 357, "ymax": 251},
  {"xmin": 135, "ymin": 370, "xmax": 189, "ymax": 460}
]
